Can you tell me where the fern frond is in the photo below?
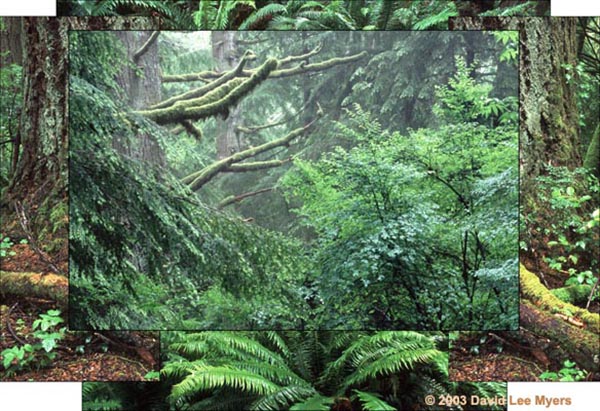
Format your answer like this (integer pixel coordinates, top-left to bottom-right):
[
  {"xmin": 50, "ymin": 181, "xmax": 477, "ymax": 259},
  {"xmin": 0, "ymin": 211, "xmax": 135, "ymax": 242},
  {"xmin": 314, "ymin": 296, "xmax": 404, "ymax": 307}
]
[
  {"xmin": 170, "ymin": 366, "xmax": 281, "ymax": 400},
  {"xmin": 238, "ymin": 3, "xmax": 287, "ymax": 30},
  {"xmin": 250, "ymin": 385, "xmax": 318, "ymax": 411},
  {"xmin": 342, "ymin": 348, "xmax": 442, "ymax": 388},
  {"xmin": 353, "ymin": 390, "xmax": 396, "ymax": 411},
  {"xmin": 412, "ymin": 3, "xmax": 457, "ymax": 30}
]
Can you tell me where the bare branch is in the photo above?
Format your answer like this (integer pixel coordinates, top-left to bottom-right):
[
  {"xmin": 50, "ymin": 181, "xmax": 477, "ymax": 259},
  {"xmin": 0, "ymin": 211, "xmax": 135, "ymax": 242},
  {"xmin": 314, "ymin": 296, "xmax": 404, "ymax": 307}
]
[
  {"xmin": 223, "ymin": 158, "xmax": 292, "ymax": 172},
  {"xmin": 218, "ymin": 187, "xmax": 273, "ymax": 209},
  {"xmin": 133, "ymin": 31, "xmax": 160, "ymax": 61},
  {"xmin": 279, "ymin": 43, "xmax": 322, "ymax": 66}
]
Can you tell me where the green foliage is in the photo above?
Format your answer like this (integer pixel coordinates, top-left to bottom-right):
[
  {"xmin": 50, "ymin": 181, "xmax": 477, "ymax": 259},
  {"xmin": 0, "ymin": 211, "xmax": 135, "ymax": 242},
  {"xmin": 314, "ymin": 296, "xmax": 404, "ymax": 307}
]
[
  {"xmin": 68, "ymin": 0, "xmax": 194, "ymax": 28},
  {"xmin": 0, "ymin": 60, "xmax": 22, "ymax": 185},
  {"xmin": 66, "ymin": 0, "xmax": 548, "ymax": 31},
  {"xmin": 353, "ymin": 389, "xmax": 396, "ymax": 411},
  {"xmin": 0, "ymin": 234, "xmax": 16, "ymax": 257},
  {"xmin": 491, "ymin": 31, "xmax": 519, "ymax": 65},
  {"xmin": 69, "ymin": 73, "xmax": 309, "ymax": 329},
  {"xmin": 1, "ymin": 310, "xmax": 66, "ymax": 377},
  {"xmin": 412, "ymin": 2, "xmax": 457, "ymax": 30},
  {"xmin": 530, "ymin": 166, "xmax": 599, "ymax": 296},
  {"xmin": 283, "ymin": 58, "xmax": 518, "ymax": 330},
  {"xmin": 540, "ymin": 360, "xmax": 587, "ymax": 382}
]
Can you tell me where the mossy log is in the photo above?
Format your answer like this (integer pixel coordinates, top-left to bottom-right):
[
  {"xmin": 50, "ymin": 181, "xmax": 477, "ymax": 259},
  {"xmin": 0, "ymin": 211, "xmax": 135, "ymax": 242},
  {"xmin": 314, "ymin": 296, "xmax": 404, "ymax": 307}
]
[
  {"xmin": 550, "ymin": 284, "xmax": 593, "ymax": 305},
  {"xmin": 520, "ymin": 263, "xmax": 599, "ymax": 331},
  {"xmin": 520, "ymin": 301, "xmax": 599, "ymax": 372},
  {"xmin": 0, "ymin": 271, "xmax": 67, "ymax": 308}
]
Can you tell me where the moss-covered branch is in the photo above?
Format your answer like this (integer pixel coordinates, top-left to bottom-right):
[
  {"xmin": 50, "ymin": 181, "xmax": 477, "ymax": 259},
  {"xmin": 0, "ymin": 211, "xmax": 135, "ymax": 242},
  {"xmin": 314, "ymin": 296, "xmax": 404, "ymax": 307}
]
[
  {"xmin": 182, "ymin": 120, "xmax": 315, "ymax": 191},
  {"xmin": 137, "ymin": 58, "xmax": 278, "ymax": 125},
  {"xmin": 150, "ymin": 50, "xmax": 257, "ymax": 110},
  {"xmin": 278, "ymin": 42, "xmax": 322, "ymax": 66},
  {"xmin": 218, "ymin": 187, "xmax": 273, "ymax": 209},
  {"xmin": 162, "ymin": 51, "xmax": 367, "ymax": 83}
]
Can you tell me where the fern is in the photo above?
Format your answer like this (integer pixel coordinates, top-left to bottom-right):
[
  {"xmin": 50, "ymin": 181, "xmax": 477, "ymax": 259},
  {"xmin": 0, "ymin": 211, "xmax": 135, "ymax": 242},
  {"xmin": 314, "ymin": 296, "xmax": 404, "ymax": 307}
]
[
  {"xmin": 170, "ymin": 366, "xmax": 281, "ymax": 400},
  {"xmin": 238, "ymin": 3, "xmax": 287, "ymax": 30},
  {"xmin": 412, "ymin": 3, "xmax": 458, "ymax": 30},
  {"xmin": 250, "ymin": 385, "xmax": 318, "ymax": 411},
  {"xmin": 290, "ymin": 394, "xmax": 334, "ymax": 411},
  {"xmin": 353, "ymin": 390, "xmax": 396, "ymax": 411}
]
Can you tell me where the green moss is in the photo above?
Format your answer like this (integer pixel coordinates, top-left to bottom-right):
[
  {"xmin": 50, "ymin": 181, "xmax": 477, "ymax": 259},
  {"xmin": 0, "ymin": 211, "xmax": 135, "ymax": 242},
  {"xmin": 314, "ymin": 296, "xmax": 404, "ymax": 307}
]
[{"xmin": 520, "ymin": 264, "xmax": 599, "ymax": 332}]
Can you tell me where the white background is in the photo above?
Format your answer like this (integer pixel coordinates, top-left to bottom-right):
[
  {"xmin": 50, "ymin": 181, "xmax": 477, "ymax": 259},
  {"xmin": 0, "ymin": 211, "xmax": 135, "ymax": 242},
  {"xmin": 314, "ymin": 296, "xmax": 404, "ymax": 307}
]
[{"xmin": 0, "ymin": 0, "xmax": 598, "ymax": 410}]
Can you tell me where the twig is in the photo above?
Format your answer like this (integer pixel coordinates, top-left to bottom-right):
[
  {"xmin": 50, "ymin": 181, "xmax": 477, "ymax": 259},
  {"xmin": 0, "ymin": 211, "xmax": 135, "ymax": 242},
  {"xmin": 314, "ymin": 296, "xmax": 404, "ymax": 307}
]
[
  {"xmin": 14, "ymin": 201, "xmax": 63, "ymax": 275},
  {"xmin": 6, "ymin": 303, "xmax": 28, "ymax": 346},
  {"xmin": 586, "ymin": 276, "xmax": 599, "ymax": 310}
]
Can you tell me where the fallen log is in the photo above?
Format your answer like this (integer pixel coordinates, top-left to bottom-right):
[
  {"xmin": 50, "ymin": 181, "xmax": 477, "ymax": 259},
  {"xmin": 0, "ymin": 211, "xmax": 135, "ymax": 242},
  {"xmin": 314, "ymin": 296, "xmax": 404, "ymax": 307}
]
[
  {"xmin": 520, "ymin": 301, "xmax": 599, "ymax": 373},
  {"xmin": 520, "ymin": 264, "xmax": 599, "ymax": 331},
  {"xmin": 0, "ymin": 271, "xmax": 67, "ymax": 308}
]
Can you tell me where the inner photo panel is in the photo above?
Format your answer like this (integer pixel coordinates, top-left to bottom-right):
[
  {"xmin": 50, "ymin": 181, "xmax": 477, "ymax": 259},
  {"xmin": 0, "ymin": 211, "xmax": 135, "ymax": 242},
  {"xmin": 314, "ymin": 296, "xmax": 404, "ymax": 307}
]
[{"xmin": 68, "ymin": 30, "xmax": 519, "ymax": 331}]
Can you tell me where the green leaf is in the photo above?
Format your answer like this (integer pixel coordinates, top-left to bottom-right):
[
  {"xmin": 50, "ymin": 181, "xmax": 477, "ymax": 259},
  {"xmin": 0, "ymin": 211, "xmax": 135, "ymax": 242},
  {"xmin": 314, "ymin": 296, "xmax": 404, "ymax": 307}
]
[{"xmin": 353, "ymin": 389, "xmax": 396, "ymax": 411}]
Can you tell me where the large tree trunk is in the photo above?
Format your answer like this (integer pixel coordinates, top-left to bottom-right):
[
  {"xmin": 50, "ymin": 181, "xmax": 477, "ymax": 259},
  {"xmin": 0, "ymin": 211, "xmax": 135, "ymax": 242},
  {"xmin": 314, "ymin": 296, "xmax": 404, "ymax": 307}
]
[
  {"xmin": 2, "ymin": 17, "xmax": 160, "ymax": 257},
  {"xmin": 114, "ymin": 31, "xmax": 165, "ymax": 166},
  {"xmin": 5, "ymin": 18, "xmax": 69, "ymax": 252},
  {"xmin": 212, "ymin": 31, "xmax": 243, "ymax": 159}
]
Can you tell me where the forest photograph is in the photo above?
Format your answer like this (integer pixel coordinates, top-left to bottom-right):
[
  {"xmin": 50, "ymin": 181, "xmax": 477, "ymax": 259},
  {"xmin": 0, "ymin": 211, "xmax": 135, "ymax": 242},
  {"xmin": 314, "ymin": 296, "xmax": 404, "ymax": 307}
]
[
  {"xmin": 2, "ymin": 2, "xmax": 598, "ymax": 409},
  {"xmin": 82, "ymin": 330, "xmax": 507, "ymax": 411},
  {"xmin": 68, "ymin": 30, "xmax": 519, "ymax": 331}
]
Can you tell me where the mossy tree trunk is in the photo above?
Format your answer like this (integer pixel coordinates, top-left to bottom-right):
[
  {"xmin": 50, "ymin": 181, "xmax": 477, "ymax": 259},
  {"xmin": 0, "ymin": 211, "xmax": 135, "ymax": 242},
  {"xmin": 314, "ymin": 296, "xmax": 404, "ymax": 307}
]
[{"xmin": 6, "ymin": 18, "xmax": 69, "ymax": 252}]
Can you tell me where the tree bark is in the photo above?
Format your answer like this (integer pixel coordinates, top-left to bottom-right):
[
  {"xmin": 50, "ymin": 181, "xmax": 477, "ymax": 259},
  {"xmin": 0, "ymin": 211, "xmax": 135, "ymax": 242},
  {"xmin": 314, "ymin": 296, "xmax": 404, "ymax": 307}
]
[
  {"xmin": 0, "ymin": 17, "xmax": 23, "ymax": 66},
  {"xmin": 212, "ymin": 31, "xmax": 242, "ymax": 159},
  {"xmin": 114, "ymin": 31, "xmax": 165, "ymax": 166},
  {"xmin": 7, "ymin": 18, "xmax": 69, "ymax": 218}
]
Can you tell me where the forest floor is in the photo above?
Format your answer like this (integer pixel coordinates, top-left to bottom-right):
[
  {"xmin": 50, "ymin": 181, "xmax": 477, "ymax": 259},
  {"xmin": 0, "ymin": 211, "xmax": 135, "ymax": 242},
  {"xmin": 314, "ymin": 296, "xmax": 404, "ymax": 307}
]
[
  {"xmin": 449, "ymin": 332, "xmax": 549, "ymax": 382},
  {"xmin": 1, "ymin": 242, "xmax": 159, "ymax": 381}
]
